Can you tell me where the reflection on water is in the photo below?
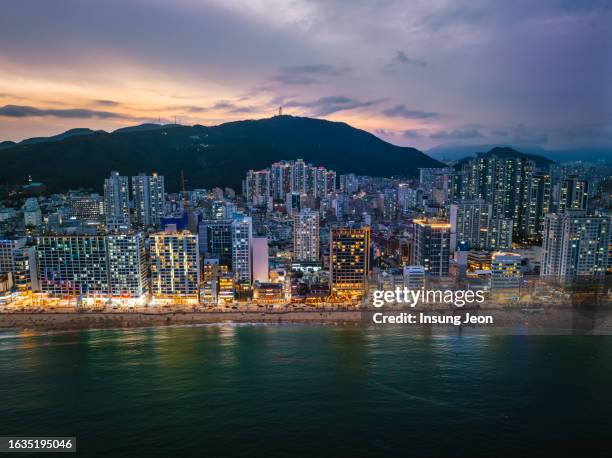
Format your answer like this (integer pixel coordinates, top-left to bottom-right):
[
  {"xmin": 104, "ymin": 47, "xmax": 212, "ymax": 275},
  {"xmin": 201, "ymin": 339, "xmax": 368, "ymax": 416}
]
[{"xmin": 0, "ymin": 325, "xmax": 611, "ymax": 457}]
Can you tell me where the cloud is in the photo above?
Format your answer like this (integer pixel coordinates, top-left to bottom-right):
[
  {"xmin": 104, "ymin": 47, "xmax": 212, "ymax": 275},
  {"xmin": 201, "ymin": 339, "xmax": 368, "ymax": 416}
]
[
  {"xmin": 403, "ymin": 129, "xmax": 423, "ymax": 138},
  {"xmin": 383, "ymin": 51, "xmax": 427, "ymax": 74},
  {"xmin": 285, "ymin": 96, "xmax": 383, "ymax": 116},
  {"xmin": 383, "ymin": 104, "xmax": 438, "ymax": 119},
  {"xmin": 0, "ymin": 104, "xmax": 127, "ymax": 119},
  {"xmin": 211, "ymin": 100, "xmax": 256, "ymax": 114},
  {"xmin": 430, "ymin": 128, "xmax": 484, "ymax": 140},
  {"xmin": 95, "ymin": 99, "xmax": 120, "ymax": 107},
  {"xmin": 270, "ymin": 64, "xmax": 350, "ymax": 85}
]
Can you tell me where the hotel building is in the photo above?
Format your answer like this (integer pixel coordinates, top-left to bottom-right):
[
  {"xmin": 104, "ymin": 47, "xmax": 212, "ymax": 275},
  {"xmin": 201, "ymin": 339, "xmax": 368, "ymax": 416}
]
[
  {"xmin": 150, "ymin": 231, "xmax": 200, "ymax": 301},
  {"xmin": 329, "ymin": 227, "xmax": 371, "ymax": 300}
]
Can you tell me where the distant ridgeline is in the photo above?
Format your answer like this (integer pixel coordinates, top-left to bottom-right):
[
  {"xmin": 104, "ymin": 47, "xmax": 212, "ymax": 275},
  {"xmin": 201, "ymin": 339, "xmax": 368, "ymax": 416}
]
[{"xmin": 0, "ymin": 116, "xmax": 442, "ymax": 193}]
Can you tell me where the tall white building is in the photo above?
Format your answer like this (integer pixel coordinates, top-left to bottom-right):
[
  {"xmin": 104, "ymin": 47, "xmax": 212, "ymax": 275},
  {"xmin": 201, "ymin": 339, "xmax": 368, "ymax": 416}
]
[
  {"xmin": 232, "ymin": 216, "xmax": 253, "ymax": 286},
  {"xmin": 541, "ymin": 211, "xmax": 610, "ymax": 281},
  {"xmin": 132, "ymin": 173, "xmax": 165, "ymax": 228},
  {"xmin": 107, "ymin": 233, "xmax": 148, "ymax": 298},
  {"xmin": 104, "ymin": 171, "xmax": 130, "ymax": 230},
  {"xmin": 293, "ymin": 209, "xmax": 319, "ymax": 262},
  {"xmin": 252, "ymin": 237, "xmax": 269, "ymax": 283}
]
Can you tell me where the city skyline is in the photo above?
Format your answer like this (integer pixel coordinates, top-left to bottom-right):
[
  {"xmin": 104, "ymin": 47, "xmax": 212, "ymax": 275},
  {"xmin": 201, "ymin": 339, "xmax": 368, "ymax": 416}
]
[{"xmin": 0, "ymin": 0, "xmax": 610, "ymax": 152}]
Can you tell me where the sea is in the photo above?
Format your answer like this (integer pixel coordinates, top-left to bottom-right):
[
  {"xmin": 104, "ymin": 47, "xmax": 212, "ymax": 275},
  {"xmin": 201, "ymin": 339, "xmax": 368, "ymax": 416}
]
[{"xmin": 1, "ymin": 324, "xmax": 611, "ymax": 457}]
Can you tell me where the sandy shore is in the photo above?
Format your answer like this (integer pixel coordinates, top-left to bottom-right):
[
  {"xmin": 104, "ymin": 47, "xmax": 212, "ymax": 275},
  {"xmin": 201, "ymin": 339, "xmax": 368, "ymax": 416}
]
[
  {"xmin": 0, "ymin": 310, "xmax": 362, "ymax": 331},
  {"xmin": 1, "ymin": 306, "xmax": 612, "ymax": 332}
]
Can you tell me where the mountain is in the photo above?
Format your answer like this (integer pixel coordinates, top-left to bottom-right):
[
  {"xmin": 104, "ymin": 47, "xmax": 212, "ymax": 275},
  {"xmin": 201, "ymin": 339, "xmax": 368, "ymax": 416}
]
[
  {"xmin": 112, "ymin": 123, "xmax": 166, "ymax": 134},
  {"xmin": 18, "ymin": 128, "xmax": 100, "ymax": 146},
  {"xmin": 0, "ymin": 115, "xmax": 443, "ymax": 193},
  {"xmin": 453, "ymin": 146, "xmax": 555, "ymax": 169},
  {"xmin": 0, "ymin": 141, "xmax": 17, "ymax": 150},
  {"xmin": 427, "ymin": 143, "xmax": 609, "ymax": 165}
]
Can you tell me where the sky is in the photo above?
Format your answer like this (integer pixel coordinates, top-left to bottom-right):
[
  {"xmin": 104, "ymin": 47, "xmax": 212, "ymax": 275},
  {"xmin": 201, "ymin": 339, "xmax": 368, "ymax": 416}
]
[{"xmin": 0, "ymin": 0, "xmax": 610, "ymax": 151}]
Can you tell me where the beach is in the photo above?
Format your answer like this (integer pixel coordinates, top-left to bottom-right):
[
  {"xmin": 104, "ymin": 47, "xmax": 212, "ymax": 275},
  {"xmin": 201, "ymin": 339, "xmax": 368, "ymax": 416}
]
[{"xmin": 1, "ymin": 306, "xmax": 611, "ymax": 332}]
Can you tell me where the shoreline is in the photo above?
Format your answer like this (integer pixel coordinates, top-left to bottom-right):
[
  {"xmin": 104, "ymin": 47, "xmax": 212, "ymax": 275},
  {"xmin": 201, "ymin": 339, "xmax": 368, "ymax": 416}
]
[{"xmin": 1, "ymin": 306, "xmax": 611, "ymax": 332}]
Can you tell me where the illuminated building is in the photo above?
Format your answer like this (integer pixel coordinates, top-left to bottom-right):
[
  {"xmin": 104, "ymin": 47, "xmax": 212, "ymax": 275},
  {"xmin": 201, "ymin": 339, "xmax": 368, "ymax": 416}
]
[
  {"xmin": 0, "ymin": 238, "xmax": 37, "ymax": 292},
  {"xmin": 293, "ymin": 209, "xmax": 319, "ymax": 262},
  {"xmin": 103, "ymin": 171, "xmax": 130, "ymax": 230},
  {"xmin": 231, "ymin": 216, "xmax": 253, "ymax": 286},
  {"xmin": 198, "ymin": 219, "xmax": 233, "ymax": 268},
  {"xmin": 132, "ymin": 173, "xmax": 165, "ymax": 228},
  {"xmin": 398, "ymin": 184, "xmax": 419, "ymax": 214},
  {"xmin": 383, "ymin": 188, "xmax": 398, "ymax": 221},
  {"xmin": 467, "ymin": 251, "xmax": 492, "ymax": 271},
  {"xmin": 150, "ymin": 231, "xmax": 200, "ymax": 300},
  {"xmin": 559, "ymin": 175, "xmax": 589, "ymax": 212},
  {"xmin": 490, "ymin": 252, "xmax": 522, "ymax": 290},
  {"xmin": 218, "ymin": 274, "xmax": 235, "ymax": 305},
  {"xmin": 449, "ymin": 201, "xmax": 512, "ymax": 251},
  {"xmin": 37, "ymin": 235, "xmax": 110, "ymax": 297},
  {"xmin": 37, "ymin": 234, "xmax": 147, "ymax": 299},
  {"xmin": 413, "ymin": 219, "xmax": 451, "ymax": 277},
  {"xmin": 329, "ymin": 227, "xmax": 370, "ymax": 300},
  {"xmin": 541, "ymin": 211, "xmax": 610, "ymax": 281},
  {"xmin": 458, "ymin": 152, "xmax": 535, "ymax": 238},
  {"xmin": 106, "ymin": 233, "xmax": 148, "ymax": 298},
  {"xmin": 524, "ymin": 171, "xmax": 551, "ymax": 242},
  {"xmin": 253, "ymin": 281, "xmax": 285, "ymax": 304},
  {"xmin": 244, "ymin": 169, "xmax": 271, "ymax": 205},
  {"xmin": 69, "ymin": 194, "xmax": 104, "ymax": 223}
]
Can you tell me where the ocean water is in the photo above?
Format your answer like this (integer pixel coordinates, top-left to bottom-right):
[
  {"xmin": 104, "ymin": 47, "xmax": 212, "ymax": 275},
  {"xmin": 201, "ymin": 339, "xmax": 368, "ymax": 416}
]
[{"xmin": 1, "ymin": 324, "xmax": 611, "ymax": 457}]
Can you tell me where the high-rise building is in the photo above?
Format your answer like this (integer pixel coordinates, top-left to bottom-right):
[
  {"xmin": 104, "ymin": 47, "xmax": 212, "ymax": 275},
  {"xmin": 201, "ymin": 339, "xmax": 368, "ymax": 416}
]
[
  {"xmin": 150, "ymin": 231, "xmax": 200, "ymax": 300},
  {"xmin": 69, "ymin": 194, "xmax": 104, "ymax": 223},
  {"xmin": 231, "ymin": 216, "xmax": 253, "ymax": 286},
  {"xmin": 524, "ymin": 171, "xmax": 551, "ymax": 242},
  {"xmin": 37, "ymin": 236, "xmax": 110, "ymax": 297},
  {"xmin": 413, "ymin": 219, "xmax": 451, "ymax": 277},
  {"xmin": 132, "ymin": 173, "xmax": 165, "ymax": 228},
  {"xmin": 0, "ymin": 238, "xmax": 37, "ymax": 292},
  {"xmin": 37, "ymin": 234, "xmax": 148, "ymax": 298},
  {"xmin": 252, "ymin": 237, "xmax": 269, "ymax": 283},
  {"xmin": 459, "ymin": 153, "xmax": 535, "ymax": 237},
  {"xmin": 329, "ymin": 227, "xmax": 370, "ymax": 299},
  {"xmin": 106, "ymin": 233, "xmax": 148, "ymax": 298},
  {"xmin": 449, "ymin": 201, "xmax": 513, "ymax": 251},
  {"xmin": 541, "ymin": 211, "xmax": 611, "ymax": 281},
  {"xmin": 244, "ymin": 169, "xmax": 271, "ymax": 205},
  {"xmin": 397, "ymin": 184, "xmax": 420, "ymax": 214},
  {"xmin": 103, "ymin": 171, "xmax": 130, "ymax": 230},
  {"xmin": 198, "ymin": 219, "xmax": 233, "ymax": 268},
  {"xmin": 339, "ymin": 174, "xmax": 359, "ymax": 195},
  {"xmin": 293, "ymin": 209, "xmax": 319, "ymax": 262},
  {"xmin": 383, "ymin": 188, "xmax": 398, "ymax": 221},
  {"xmin": 559, "ymin": 175, "xmax": 589, "ymax": 212}
]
